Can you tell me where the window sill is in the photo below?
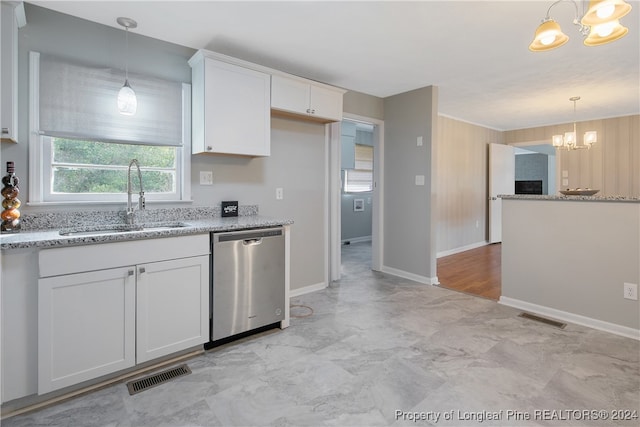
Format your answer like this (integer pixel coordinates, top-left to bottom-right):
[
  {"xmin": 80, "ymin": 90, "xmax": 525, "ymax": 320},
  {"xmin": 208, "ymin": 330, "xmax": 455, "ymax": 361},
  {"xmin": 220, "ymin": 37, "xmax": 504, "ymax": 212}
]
[{"xmin": 27, "ymin": 199, "xmax": 194, "ymax": 207}]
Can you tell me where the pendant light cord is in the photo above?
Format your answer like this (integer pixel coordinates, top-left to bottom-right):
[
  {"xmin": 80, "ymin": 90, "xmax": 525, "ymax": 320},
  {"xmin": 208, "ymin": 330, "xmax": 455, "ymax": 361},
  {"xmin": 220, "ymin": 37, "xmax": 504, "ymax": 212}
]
[{"xmin": 124, "ymin": 26, "xmax": 129, "ymax": 81}]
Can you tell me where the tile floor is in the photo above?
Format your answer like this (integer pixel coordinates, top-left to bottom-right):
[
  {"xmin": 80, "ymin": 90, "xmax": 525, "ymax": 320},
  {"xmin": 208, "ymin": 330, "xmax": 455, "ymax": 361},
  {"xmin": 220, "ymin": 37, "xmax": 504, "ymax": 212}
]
[{"xmin": 3, "ymin": 241, "xmax": 639, "ymax": 426}]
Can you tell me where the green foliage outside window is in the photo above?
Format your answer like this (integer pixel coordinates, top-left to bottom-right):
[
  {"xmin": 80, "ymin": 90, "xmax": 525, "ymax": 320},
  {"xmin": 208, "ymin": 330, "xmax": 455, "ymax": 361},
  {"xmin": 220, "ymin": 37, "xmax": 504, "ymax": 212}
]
[{"xmin": 51, "ymin": 138, "xmax": 177, "ymax": 194}]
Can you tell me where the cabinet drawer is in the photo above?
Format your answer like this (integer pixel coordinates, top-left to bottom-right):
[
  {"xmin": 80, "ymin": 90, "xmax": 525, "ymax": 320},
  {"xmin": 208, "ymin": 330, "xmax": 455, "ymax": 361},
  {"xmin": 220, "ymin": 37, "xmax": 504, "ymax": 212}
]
[{"xmin": 39, "ymin": 234, "xmax": 210, "ymax": 277}]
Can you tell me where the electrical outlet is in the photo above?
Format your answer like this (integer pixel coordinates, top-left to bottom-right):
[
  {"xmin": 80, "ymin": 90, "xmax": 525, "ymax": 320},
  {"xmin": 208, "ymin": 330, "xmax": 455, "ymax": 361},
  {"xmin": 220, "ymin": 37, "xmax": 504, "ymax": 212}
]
[
  {"xmin": 623, "ymin": 283, "xmax": 638, "ymax": 300},
  {"xmin": 199, "ymin": 171, "xmax": 213, "ymax": 185},
  {"xmin": 276, "ymin": 187, "xmax": 284, "ymax": 200}
]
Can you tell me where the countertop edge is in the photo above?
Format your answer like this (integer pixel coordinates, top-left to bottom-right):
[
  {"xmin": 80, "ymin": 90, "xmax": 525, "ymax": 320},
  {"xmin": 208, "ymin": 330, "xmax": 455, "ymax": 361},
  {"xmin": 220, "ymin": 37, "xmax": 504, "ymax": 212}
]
[
  {"xmin": 0, "ymin": 216, "xmax": 294, "ymax": 250},
  {"xmin": 499, "ymin": 195, "xmax": 640, "ymax": 203}
]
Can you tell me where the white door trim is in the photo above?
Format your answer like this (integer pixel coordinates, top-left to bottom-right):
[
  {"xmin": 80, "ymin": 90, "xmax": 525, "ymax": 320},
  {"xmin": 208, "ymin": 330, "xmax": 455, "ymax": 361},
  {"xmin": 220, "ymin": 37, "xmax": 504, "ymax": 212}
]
[{"xmin": 329, "ymin": 113, "xmax": 384, "ymax": 282}]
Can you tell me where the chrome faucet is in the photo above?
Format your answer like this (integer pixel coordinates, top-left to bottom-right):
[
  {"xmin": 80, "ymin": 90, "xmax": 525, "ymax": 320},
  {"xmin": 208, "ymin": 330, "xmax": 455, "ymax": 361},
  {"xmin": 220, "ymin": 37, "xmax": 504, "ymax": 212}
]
[{"xmin": 126, "ymin": 159, "xmax": 145, "ymax": 225}]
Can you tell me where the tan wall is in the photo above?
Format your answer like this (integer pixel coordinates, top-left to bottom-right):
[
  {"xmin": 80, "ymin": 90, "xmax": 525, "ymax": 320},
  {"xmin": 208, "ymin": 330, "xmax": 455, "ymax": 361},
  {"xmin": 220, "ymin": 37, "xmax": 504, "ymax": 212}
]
[
  {"xmin": 343, "ymin": 90, "xmax": 384, "ymax": 120},
  {"xmin": 504, "ymin": 115, "xmax": 640, "ymax": 197},
  {"xmin": 435, "ymin": 116, "xmax": 503, "ymax": 254}
]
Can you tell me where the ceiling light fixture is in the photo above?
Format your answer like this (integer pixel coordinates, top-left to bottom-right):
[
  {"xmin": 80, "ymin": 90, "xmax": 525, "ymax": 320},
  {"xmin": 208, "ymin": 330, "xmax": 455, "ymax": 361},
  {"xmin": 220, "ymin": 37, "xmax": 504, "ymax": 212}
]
[
  {"xmin": 552, "ymin": 97, "xmax": 597, "ymax": 150},
  {"xmin": 117, "ymin": 17, "xmax": 138, "ymax": 116},
  {"xmin": 529, "ymin": 0, "xmax": 632, "ymax": 51}
]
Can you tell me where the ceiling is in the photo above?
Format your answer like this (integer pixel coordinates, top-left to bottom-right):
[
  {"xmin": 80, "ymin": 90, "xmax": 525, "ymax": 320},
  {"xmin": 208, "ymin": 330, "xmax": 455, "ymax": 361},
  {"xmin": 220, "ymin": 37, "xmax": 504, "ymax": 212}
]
[{"xmin": 29, "ymin": 0, "xmax": 640, "ymax": 131}]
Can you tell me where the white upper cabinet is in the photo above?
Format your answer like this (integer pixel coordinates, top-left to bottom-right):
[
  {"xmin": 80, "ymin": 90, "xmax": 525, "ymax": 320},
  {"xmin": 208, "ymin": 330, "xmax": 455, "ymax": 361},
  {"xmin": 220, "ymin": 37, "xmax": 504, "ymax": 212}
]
[
  {"xmin": 189, "ymin": 51, "xmax": 271, "ymax": 156},
  {"xmin": 271, "ymin": 74, "xmax": 344, "ymax": 123},
  {"xmin": 1, "ymin": 2, "xmax": 25, "ymax": 143}
]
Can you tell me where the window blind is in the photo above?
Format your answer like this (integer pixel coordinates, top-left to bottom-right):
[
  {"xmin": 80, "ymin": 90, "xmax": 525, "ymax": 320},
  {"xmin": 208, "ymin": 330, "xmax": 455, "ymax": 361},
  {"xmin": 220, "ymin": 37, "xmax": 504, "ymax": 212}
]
[
  {"xmin": 37, "ymin": 52, "xmax": 184, "ymax": 146},
  {"xmin": 345, "ymin": 144, "xmax": 373, "ymax": 192}
]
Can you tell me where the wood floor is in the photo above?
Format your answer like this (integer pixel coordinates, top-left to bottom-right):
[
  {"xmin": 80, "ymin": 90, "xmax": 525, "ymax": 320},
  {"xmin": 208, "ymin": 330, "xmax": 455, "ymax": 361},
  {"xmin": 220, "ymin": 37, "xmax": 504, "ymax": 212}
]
[{"xmin": 437, "ymin": 243, "xmax": 501, "ymax": 300}]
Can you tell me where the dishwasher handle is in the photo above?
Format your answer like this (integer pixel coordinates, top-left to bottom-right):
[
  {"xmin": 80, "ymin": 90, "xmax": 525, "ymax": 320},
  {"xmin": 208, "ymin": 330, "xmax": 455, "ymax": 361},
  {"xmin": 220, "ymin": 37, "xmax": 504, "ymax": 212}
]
[{"xmin": 243, "ymin": 238, "xmax": 262, "ymax": 246}]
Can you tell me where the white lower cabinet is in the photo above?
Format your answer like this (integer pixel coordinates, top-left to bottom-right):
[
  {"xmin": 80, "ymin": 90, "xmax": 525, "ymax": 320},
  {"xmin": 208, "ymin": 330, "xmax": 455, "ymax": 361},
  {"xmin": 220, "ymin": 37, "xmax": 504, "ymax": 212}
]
[
  {"xmin": 136, "ymin": 256, "xmax": 209, "ymax": 363},
  {"xmin": 37, "ymin": 235, "xmax": 210, "ymax": 395},
  {"xmin": 38, "ymin": 267, "xmax": 136, "ymax": 394}
]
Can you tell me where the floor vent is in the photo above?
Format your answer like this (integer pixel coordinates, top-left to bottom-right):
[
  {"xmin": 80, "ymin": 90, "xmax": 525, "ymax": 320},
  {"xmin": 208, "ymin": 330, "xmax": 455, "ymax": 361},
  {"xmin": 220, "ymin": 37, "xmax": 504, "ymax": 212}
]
[
  {"xmin": 519, "ymin": 312, "xmax": 567, "ymax": 329},
  {"xmin": 126, "ymin": 364, "xmax": 191, "ymax": 395}
]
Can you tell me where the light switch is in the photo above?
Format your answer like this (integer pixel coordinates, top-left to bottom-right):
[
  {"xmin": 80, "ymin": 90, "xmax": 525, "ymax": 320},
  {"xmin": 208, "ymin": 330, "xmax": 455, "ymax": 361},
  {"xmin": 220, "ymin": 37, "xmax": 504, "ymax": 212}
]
[
  {"xmin": 276, "ymin": 187, "xmax": 284, "ymax": 200},
  {"xmin": 562, "ymin": 170, "xmax": 569, "ymax": 178},
  {"xmin": 417, "ymin": 136, "xmax": 423, "ymax": 147},
  {"xmin": 415, "ymin": 175, "xmax": 425, "ymax": 186},
  {"xmin": 562, "ymin": 179, "xmax": 569, "ymax": 186}
]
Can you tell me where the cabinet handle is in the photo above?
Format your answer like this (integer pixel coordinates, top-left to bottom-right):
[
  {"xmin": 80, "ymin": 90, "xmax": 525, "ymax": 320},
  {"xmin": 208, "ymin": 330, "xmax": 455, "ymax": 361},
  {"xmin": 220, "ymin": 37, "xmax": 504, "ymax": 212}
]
[
  {"xmin": 306, "ymin": 108, "xmax": 311, "ymax": 114},
  {"xmin": 128, "ymin": 270, "xmax": 135, "ymax": 276},
  {"xmin": 206, "ymin": 146, "xmax": 213, "ymax": 151},
  {"xmin": 1, "ymin": 128, "xmax": 8, "ymax": 135},
  {"xmin": 311, "ymin": 109, "xmax": 316, "ymax": 114},
  {"xmin": 139, "ymin": 267, "xmax": 146, "ymax": 274}
]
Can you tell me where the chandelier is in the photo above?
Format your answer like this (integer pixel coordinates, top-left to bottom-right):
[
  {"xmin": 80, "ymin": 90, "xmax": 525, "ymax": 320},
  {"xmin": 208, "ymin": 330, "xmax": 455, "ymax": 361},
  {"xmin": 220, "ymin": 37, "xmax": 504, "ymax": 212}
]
[
  {"xmin": 552, "ymin": 97, "xmax": 597, "ymax": 150},
  {"xmin": 529, "ymin": 0, "xmax": 632, "ymax": 51}
]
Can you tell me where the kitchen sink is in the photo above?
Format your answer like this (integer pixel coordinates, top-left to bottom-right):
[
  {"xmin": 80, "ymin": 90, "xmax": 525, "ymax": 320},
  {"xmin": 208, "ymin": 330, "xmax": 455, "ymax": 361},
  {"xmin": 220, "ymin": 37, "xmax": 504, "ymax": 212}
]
[{"xmin": 59, "ymin": 222, "xmax": 189, "ymax": 236}]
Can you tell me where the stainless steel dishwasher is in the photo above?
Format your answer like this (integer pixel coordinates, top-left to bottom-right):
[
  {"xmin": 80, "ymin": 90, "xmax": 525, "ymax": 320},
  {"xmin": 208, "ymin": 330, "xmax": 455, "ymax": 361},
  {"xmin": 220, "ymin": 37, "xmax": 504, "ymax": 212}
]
[{"xmin": 211, "ymin": 227, "xmax": 285, "ymax": 342}]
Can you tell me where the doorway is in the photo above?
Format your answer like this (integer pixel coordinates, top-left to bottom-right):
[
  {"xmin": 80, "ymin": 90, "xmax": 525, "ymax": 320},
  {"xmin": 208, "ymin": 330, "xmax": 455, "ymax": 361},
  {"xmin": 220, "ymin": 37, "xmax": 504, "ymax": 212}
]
[{"xmin": 329, "ymin": 114, "xmax": 384, "ymax": 282}]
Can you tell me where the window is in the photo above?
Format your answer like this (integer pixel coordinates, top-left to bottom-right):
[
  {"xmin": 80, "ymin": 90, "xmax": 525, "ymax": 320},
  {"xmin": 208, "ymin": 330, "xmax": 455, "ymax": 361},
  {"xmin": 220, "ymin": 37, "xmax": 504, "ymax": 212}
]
[
  {"xmin": 344, "ymin": 144, "xmax": 373, "ymax": 193},
  {"xmin": 29, "ymin": 52, "xmax": 191, "ymax": 204},
  {"xmin": 44, "ymin": 137, "xmax": 178, "ymax": 201}
]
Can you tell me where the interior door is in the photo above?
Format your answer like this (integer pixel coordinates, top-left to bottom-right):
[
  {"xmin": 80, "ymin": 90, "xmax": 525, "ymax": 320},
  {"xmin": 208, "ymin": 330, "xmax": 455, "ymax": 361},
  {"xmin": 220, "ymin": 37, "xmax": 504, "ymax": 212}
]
[{"xmin": 489, "ymin": 143, "xmax": 515, "ymax": 243}]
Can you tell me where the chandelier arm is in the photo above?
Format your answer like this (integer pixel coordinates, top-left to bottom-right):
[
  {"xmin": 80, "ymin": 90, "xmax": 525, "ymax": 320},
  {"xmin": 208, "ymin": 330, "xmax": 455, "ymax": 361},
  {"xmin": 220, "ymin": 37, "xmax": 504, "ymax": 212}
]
[
  {"xmin": 546, "ymin": 0, "xmax": 591, "ymax": 34},
  {"xmin": 545, "ymin": 0, "xmax": 578, "ymax": 18}
]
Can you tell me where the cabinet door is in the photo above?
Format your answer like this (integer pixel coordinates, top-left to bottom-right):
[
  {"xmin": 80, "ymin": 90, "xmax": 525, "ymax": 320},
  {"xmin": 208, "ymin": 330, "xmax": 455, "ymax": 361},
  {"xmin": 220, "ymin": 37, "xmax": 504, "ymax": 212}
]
[
  {"xmin": 38, "ymin": 267, "xmax": 136, "ymax": 394},
  {"xmin": 271, "ymin": 74, "xmax": 310, "ymax": 115},
  {"xmin": 1, "ymin": 2, "xmax": 19, "ymax": 143},
  {"xmin": 200, "ymin": 59, "xmax": 271, "ymax": 156},
  {"xmin": 136, "ymin": 255, "xmax": 209, "ymax": 363},
  {"xmin": 309, "ymin": 85, "xmax": 343, "ymax": 122}
]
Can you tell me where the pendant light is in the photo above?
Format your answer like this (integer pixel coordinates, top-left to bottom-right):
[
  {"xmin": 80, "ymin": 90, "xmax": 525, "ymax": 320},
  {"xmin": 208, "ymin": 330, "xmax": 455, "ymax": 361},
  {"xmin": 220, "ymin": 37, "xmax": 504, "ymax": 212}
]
[{"xmin": 117, "ymin": 17, "xmax": 137, "ymax": 116}]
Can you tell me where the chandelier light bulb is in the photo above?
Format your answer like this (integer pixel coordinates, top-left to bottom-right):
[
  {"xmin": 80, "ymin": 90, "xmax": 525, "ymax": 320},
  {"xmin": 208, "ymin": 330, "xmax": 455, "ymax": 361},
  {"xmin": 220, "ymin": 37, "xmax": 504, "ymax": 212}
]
[
  {"xmin": 595, "ymin": 20, "xmax": 617, "ymax": 37},
  {"xmin": 596, "ymin": 3, "xmax": 616, "ymax": 18}
]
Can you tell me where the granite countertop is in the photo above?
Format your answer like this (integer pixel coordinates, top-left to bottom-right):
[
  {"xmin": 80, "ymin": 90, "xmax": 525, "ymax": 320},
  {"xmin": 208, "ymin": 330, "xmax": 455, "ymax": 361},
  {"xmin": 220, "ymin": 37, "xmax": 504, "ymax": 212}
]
[
  {"xmin": 499, "ymin": 194, "xmax": 640, "ymax": 203},
  {"xmin": 0, "ymin": 215, "xmax": 294, "ymax": 250}
]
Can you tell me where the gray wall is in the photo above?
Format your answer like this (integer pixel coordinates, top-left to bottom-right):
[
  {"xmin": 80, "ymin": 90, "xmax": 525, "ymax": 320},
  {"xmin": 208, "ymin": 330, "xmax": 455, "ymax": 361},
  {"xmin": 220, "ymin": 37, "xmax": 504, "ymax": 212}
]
[
  {"xmin": 191, "ymin": 118, "xmax": 326, "ymax": 290},
  {"xmin": 3, "ymin": 4, "xmax": 326, "ymax": 292},
  {"xmin": 341, "ymin": 191, "xmax": 373, "ymax": 242},
  {"xmin": 502, "ymin": 199, "xmax": 640, "ymax": 331},
  {"xmin": 383, "ymin": 86, "xmax": 438, "ymax": 281},
  {"xmin": 341, "ymin": 127, "xmax": 374, "ymax": 242},
  {"xmin": 515, "ymin": 153, "xmax": 548, "ymax": 194}
]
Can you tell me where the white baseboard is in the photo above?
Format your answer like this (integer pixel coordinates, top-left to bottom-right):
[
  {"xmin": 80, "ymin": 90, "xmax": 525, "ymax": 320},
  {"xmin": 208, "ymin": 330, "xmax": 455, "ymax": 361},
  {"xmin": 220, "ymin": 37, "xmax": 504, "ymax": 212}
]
[
  {"xmin": 380, "ymin": 266, "xmax": 438, "ymax": 285},
  {"xmin": 341, "ymin": 235, "xmax": 372, "ymax": 244},
  {"xmin": 289, "ymin": 282, "xmax": 327, "ymax": 298},
  {"xmin": 499, "ymin": 296, "xmax": 640, "ymax": 341},
  {"xmin": 437, "ymin": 241, "xmax": 489, "ymax": 258}
]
